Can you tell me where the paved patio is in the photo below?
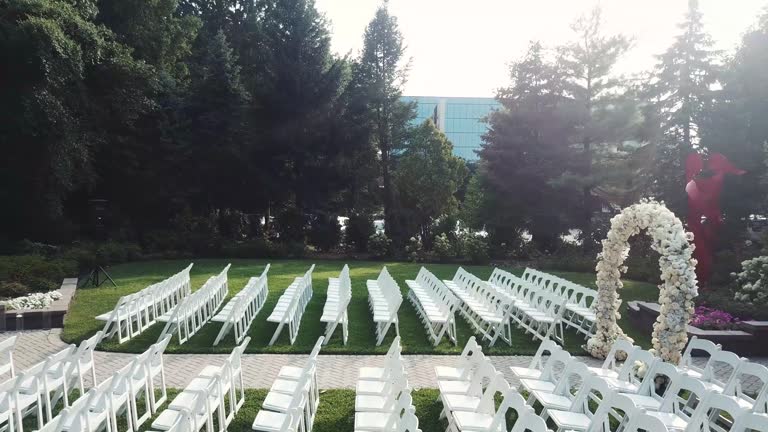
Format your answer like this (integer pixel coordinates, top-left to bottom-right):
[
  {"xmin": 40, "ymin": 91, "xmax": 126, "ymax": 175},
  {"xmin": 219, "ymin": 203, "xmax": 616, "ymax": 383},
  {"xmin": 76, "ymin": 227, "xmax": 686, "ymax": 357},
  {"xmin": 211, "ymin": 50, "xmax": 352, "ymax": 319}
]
[{"xmin": 2, "ymin": 329, "xmax": 765, "ymax": 392}]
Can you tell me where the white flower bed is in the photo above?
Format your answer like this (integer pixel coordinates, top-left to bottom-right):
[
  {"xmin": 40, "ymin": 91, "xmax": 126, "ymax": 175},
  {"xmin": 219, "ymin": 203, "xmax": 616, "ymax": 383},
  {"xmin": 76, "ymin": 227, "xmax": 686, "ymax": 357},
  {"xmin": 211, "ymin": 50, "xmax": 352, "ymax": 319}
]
[
  {"xmin": 3, "ymin": 291, "xmax": 63, "ymax": 310},
  {"xmin": 587, "ymin": 200, "xmax": 698, "ymax": 364}
]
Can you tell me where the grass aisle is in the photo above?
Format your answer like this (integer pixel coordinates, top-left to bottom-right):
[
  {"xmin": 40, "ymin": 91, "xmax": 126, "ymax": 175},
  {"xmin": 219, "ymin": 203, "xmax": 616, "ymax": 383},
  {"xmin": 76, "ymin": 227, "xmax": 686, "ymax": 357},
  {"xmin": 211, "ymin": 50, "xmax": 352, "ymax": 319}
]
[{"xmin": 62, "ymin": 259, "xmax": 658, "ymax": 355}]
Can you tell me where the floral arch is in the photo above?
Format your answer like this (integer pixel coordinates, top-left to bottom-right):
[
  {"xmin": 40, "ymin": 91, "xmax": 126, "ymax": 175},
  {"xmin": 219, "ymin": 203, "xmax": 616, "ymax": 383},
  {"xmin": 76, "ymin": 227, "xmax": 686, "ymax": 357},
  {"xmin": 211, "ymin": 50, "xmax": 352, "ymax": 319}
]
[{"xmin": 587, "ymin": 200, "xmax": 699, "ymax": 364}]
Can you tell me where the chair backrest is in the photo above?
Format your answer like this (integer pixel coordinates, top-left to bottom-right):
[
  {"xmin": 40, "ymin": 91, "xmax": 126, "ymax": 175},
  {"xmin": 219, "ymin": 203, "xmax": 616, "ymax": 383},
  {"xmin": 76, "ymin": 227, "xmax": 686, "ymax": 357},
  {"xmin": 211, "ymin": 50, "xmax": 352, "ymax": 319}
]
[
  {"xmin": 587, "ymin": 391, "xmax": 638, "ymax": 432},
  {"xmin": 527, "ymin": 338, "xmax": 561, "ymax": 371},
  {"xmin": 0, "ymin": 375, "xmax": 21, "ymax": 409},
  {"xmin": 702, "ymin": 350, "xmax": 745, "ymax": 389},
  {"xmin": 660, "ymin": 374, "xmax": 710, "ymax": 423},
  {"xmin": 539, "ymin": 348, "xmax": 572, "ymax": 383},
  {"xmin": 601, "ymin": 338, "xmax": 636, "ymax": 370},
  {"xmin": 0, "ymin": 336, "xmax": 17, "ymax": 377},
  {"xmin": 636, "ymin": 360, "xmax": 680, "ymax": 402},
  {"xmin": 45, "ymin": 345, "xmax": 76, "ymax": 377},
  {"xmin": 396, "ymin": 410, "xmax": 421, "ymax": 432},
  {"xmin": 553, "ymin": 361, "xmax": 592, "ymax": 398},
  {"xmin": 488, "ymin": 388, "xmax": 532, "ymax": 432},
  {"xmin": 693, "ymin": 393, "xmax": 750, "ymax": 432},
  {"xmin": 617, "ymin": 349, "xmax": 658, "ymax": 389},
  {"xmin": 680, "ymin": 335, "xmax": 721, "ymax": 373},
  {"xmin": 731, "ymin": 412, "xmax": 768, "ymax": 432},
  {"xmin": 726, "ymin": 361, "xmax": 768, "ymax": 413},
  {"xmin": 511, "ymin": 410, "xmax": 550, "ymax": 432}
]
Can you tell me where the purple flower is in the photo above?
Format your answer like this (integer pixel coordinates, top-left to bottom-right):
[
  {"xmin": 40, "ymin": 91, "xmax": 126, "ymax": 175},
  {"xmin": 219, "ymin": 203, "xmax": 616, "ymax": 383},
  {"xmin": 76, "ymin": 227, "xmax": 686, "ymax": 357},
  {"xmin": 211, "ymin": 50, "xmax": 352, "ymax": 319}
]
[{"xmin": 691, "ymin": 305, "xmax": 740, "ymax": 330}]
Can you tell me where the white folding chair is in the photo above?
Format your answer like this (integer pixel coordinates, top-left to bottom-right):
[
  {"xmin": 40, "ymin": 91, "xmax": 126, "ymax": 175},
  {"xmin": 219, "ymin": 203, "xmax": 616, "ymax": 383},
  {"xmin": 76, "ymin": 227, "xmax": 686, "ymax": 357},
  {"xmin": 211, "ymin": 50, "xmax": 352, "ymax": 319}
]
[
  {"xmin": 621, "ymin": 360, "xmax": 681, "ymax": 411},
  {"xmin": 368, "ymin": 267, "xmax": 402, "ymax": 347},
  {"xmin": 354, "ymin": 392, "xmax": 413, "ymax": 432},
  {"xmin": 359, "ymin": 337, "xmax": 401, "ymax": 381},
  {"xmin": 435, "ymin": 337, "xmax": 483, "ymax": 381},
  {"xmin": 147, "ymin": 334, "xmax": 172, "ymax": 414},
  {"xmin": 690, "ymin": 393, "xmax": 749, "ymax": 432},
  {"xmin": 518, "ymin": 349, "xmax": 572, "ymax": 394},
  {"xmin": 267, "ymin": 266, "xmax": 315, "ymax": 346},
  {"xmin": 601, "ymin": 349, "xmax": 658, "ymax": 394},
  {"xmin": 509, "ymin": 338, "xmax": 561, "ymax": 381},
  {"xmin": 0, "ymin": 336, "xmax": 18, "ymax": 379},
  {"xmin": 679, "ymin": 336, "xmax": 721, "ymax": 380},
  {"xmin": 698, "ymin": 350, "xmax": 746, "ymax": 394},
  {"xmin": 406, "ymin": 267, "xmax": 459, "ymax": 346},
  {"xmin": 586, "ymin": 338, "xmax": 636, "ymax": 379},
  {"xmin": 252, "ymin": 394, "xmax": 305, "ymax": 432},
  {"xmin": 527, "ymin": 362, "xmax": 593, "ymax": 419},
  {"xmin": 449, "ymin": 386, "xmax": 534, "ymax": 432},
  {"xmin": 644, "ymin": 375, "xmax": 713, "ymax": 431},
  {"xmin": 623, "ymin": 410, "xmax": 670, "ymax": 432},
  {"xmin": 66, "ymin": 331, "xmax": 103, "ymax": 394},
  {"xmin": 321, "ymin": 265, "xmax": 351, "ymax": 345},
  {"xmin": 723, "ymin": 361, "xmax": 768, "ymax": 413}
]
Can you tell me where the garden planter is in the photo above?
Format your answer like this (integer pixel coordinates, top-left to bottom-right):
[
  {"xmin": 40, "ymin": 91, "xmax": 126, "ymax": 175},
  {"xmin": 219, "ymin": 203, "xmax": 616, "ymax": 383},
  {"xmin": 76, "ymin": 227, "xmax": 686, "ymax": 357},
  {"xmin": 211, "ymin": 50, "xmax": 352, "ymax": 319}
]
[
  {"xmin": 2, "ymin": 278, "xmax": 77, "ymax": 331},
  {"xmin": 627, "ymin": 301, "xmax": 768, "ymax": 356}
]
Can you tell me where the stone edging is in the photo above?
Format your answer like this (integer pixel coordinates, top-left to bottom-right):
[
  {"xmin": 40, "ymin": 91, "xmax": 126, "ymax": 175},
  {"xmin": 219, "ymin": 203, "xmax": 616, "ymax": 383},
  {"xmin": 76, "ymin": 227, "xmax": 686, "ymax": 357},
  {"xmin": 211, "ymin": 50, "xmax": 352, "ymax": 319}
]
[{"xmin": 0, "ymin": 278, "xmax": 77, "ymax": 331}]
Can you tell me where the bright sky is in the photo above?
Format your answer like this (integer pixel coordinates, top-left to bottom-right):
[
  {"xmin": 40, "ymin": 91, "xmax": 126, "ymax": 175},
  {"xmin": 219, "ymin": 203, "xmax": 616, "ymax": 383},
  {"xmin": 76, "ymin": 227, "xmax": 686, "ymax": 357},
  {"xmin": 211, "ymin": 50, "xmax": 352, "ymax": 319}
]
[{"xmin": 315, "ymin": 0, "xmax": 767, "ymax": 97}]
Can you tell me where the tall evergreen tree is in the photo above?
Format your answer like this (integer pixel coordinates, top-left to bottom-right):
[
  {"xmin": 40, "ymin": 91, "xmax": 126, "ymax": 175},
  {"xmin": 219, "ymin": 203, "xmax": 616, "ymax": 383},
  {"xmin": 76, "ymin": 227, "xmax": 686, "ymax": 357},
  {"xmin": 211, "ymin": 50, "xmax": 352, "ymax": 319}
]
[
  {"xmin": 556, "ymin": 6, "xmax": 635, "ymax": 246},
  {"xmin": 646, "ymin": 0, "xmax": 720, "ymax": 213},
  {"xmin": 480, "ymin": 43, "xmax": 580, "ymax": 251},
  {"xmin": 356, "ymin": 2, "xmax": 415, "ymax": 245},
  {"xmin": 253, "ymin": 0, "xmax": 345, "ymax": 220}
]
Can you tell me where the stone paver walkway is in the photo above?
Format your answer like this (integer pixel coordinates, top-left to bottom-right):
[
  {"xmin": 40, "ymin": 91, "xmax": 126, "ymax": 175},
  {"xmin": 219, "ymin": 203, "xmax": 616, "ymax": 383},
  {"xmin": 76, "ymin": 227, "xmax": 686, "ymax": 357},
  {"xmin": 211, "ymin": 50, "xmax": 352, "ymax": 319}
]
[{"xmin": 3, "ymin": 330, "xmax": 766, "ymax": 392}]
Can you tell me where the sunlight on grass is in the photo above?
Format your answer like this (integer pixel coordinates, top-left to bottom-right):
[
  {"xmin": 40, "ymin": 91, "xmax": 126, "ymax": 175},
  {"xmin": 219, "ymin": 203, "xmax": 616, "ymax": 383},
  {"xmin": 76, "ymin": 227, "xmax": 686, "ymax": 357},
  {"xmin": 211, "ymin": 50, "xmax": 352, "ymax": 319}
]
[{"xmin": 62, "ymin": 259, "xmax": 657, "ymax": 355}]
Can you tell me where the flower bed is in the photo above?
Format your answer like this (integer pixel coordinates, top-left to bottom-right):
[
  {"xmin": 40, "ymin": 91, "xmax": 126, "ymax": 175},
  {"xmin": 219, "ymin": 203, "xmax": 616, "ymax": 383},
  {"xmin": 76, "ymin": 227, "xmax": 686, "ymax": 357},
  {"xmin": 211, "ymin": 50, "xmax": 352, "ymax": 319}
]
[
  {"xmin": 690, "ymin": 305, "xmax": 740, "ymax": 330},
  {"xmin": 3, "ymin": 291, "xmax": 62, "ymax": 310}
]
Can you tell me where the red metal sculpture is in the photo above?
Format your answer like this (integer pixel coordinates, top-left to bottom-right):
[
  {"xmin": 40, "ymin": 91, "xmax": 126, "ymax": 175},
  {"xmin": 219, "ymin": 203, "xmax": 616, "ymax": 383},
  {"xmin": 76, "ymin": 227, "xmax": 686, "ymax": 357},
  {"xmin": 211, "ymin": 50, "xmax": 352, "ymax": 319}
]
[{"xmin": 685, "ymin": 153, "xmax": 746, "ymax": 286}]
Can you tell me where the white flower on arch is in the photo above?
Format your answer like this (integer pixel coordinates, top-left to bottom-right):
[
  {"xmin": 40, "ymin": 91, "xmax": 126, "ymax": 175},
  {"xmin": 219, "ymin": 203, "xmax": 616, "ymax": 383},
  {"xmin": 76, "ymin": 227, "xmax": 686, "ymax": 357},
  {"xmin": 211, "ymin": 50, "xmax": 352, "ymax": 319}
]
[{"xmin": 587, "ymin": 200, "xmax": 698, "ymax": 364}]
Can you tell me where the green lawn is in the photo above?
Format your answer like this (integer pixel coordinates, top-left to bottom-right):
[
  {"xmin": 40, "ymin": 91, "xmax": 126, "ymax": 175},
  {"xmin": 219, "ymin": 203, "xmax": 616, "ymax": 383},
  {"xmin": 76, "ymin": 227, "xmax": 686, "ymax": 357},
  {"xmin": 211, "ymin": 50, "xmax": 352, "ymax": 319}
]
[{"xmin": 62, "ymin": 259, "xmax": 658, "ymax": 355}]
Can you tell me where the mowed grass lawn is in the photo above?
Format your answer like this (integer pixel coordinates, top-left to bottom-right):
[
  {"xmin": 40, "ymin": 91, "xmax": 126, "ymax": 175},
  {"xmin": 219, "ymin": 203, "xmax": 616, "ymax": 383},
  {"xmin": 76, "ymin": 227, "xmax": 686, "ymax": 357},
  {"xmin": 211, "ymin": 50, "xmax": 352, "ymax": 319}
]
[{"xmin": 62, "ymin": 259, "xmax": 658, "ymax": 355}]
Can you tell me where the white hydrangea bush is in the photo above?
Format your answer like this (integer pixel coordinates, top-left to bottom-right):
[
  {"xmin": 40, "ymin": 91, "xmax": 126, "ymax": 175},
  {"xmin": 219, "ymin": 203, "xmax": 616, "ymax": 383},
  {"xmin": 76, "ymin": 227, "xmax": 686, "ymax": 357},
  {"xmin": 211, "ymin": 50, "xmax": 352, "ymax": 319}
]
[
  {"xmin": 3, "ymin": 291, "xmax": 63, "ymax": 310},
  {"xmin": 733, "ymin": 256, "xmax": 768, "ymax": 305},
  {"xmin": 587, "ymin": 200, "xmax": 698, "ymax": 364}
]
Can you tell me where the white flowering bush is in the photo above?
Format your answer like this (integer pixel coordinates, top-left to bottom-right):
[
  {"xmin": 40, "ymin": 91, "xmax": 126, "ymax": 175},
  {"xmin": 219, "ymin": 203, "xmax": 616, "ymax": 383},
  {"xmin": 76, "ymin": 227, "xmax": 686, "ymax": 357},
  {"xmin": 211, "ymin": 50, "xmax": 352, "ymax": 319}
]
[
  {"xmin": 587, "ymin": 200, "xmax": 698, "ymax": 364},
  {"xmin": 3, "ymin": 291, "xmax": 62, "ymax": 310},
  {"xmin": 733, "ymin": 256, "xmax": 768, "ymax": 306}
]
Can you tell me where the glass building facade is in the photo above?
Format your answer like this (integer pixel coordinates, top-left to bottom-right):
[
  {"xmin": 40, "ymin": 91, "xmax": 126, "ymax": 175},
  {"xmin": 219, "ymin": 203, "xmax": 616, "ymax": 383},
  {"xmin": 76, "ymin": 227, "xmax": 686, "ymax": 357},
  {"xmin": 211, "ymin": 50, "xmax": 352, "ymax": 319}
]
[{"xmin": 401, "ymin": 96, "xmax": 501, "ymax": 161}]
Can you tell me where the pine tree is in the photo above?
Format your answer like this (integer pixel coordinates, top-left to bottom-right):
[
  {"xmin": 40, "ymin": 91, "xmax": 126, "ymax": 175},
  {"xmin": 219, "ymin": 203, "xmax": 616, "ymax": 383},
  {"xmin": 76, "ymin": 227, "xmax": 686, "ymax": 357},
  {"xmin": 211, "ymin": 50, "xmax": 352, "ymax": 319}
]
[
  {"xmin": 647, "ymin": 0, "xmax": 720, "ymax": 213},
  {"xmin": 556, "ymin": 6, "xmax": 636, "ymax": 247},
  {"xmin": 356, "ymin": 2, "xmax": 415, "ymax": 245},
  {"xmin": 480, "ymin": 43, "xmax": 580, "ymax": 251}
]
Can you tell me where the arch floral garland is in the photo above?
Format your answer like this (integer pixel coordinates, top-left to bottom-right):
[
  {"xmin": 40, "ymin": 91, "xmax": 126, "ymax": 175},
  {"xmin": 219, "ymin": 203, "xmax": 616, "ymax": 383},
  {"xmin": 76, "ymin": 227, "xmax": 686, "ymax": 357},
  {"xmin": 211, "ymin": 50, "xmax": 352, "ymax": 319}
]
[{"xmin": 587, "ymin": 200, "xmax": 699, "ymax": 364}]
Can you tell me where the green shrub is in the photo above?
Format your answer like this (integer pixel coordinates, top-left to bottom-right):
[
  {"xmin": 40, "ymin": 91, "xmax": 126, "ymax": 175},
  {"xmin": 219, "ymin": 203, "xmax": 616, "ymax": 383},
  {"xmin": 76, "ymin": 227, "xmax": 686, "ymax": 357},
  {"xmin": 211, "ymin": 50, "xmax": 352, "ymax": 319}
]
[
  {"xmin": 405, "ymin": 237, "xmax": 423, "ymax": 262},
  {"xmin": 434, "ymin": 233, "xmax": 454, "ymax": 262},
  {"xmin": 308, "ymin": 214, "xmax": 341, "ymax": 252},
  {"xmin": 284, "ymin": 241, "xmax": 307, "ymax": 258},
  {"xmin": 0, "ymin": 281, "xmax": 31, "ymax": 299},
  {"xmin": 344, "ymin": 213, "xmax": 375, "ymax": 252},
  {"xmin": 462, "ymin": 234, "xmax": 490, "ymax": 264},
  {"xmin": 221, "ymin": 238, "xmax": 274, "ymax": 258},
  {"xmin": 368, "ymin": 232, "xmax": 392, "ymax": 258},
  {"xmin": 275, "ymin": 206, "xmax": 306, "ymax": 243},
  {"xmin": 0, "ymin": 255, "xmax": 76, "ymax": 294}
]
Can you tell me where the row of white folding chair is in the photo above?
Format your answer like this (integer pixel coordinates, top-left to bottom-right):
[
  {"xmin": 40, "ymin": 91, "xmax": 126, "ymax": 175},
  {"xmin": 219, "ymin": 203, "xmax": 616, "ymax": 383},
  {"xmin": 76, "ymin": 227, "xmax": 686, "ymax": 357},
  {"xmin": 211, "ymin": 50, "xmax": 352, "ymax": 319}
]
[
  {"xmin": 267, "ymin": 265, "xmax": 315, "ymax": 346},
  {"xmin": 519, "ymin": 338, "xmax": 768, "ymax": 431},
  {"xmin": 405, "ymin": 267, "xmax": 459, "ymax": 346},
  {"xmin": 151, "ymin": 338, "xmax": 248, "ymax": 432},
  {"xmin": 443, "ymin": 268, "xmax": 514, "ymax": 347},
  {"xmin": 98, "ymin": 264, "xmax": 193, "ymax": 344},
  {"xmin": 513, "ymin": 268, "xmax": 600, "ymax": 338},
  {"xmin": 367, "ymin": 266, "xmax": 403, "ymax": 347},
  {"xmin": 511, "ymin": 290, "xmax": 566, "ymax": 344},
  {"xmin": 1, "ymin": 330, "xmax": 105, "ymax": 430},
  {"xmin": 253, "ymin": 338, "xmax": 322, "ymax": 432},
  {"xmin": 1, "ymin": 336, "xmax": 17, "ymax": 379},
  {"xmin": 23, "ymin": 334, "xmax": 170, "ymax": 432},
  {"xmin": 212, "ymin": 265, "xmax": 270, "ymax": 346},
  {"xmin": 321, "ymin": 265, "xmax": 351, "ymax": 345},
  {"xmin": 355, "ymin": 338, "xmax": 419, "ymax": 432},
  {"xmin": 158, "ymin": 264, "xmax": 231, "ymax": 345}
]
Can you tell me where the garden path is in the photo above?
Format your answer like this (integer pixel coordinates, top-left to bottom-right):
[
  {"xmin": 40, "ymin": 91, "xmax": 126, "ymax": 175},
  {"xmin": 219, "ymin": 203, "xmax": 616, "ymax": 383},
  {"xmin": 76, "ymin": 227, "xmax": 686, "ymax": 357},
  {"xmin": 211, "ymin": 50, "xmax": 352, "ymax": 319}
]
[{"xmin": 3, "ymin": 329, "xmax": 766, "ymax": 392}]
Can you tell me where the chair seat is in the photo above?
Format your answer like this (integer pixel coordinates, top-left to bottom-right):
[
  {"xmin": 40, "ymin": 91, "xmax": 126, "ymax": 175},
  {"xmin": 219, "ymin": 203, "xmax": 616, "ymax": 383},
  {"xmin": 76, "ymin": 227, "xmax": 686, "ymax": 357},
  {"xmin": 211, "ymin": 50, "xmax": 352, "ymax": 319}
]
[
  {"xmin": 354, "ymin": 411, "xmax": 390, "ymax": 431},
  {"xmin": 252, "ymin": 410, "xmax": 288, "ymax": 432},
  {"xmin": 532, "ymin": 391, "xmax": 572, "ymax": 410},
  {"xmin": 509, "ymin": 366, "xmax": 541, "ymax": 380},
  {"xmin": 434, "ymin": 366, "xmax": 465, "ymax": 381},
  {"xmin": 356, "ymin": 380, "xmax": 387, "ymax": 395},
  {"xmin": 359, "ymin": 367, "xmax": 387, "ymax": 381},
  {"xmin": 587, "ymin": 367, "xmax": 619, "ymax": 379},
  {"xmin": 442, "ymin": 394, "xmax": 481, "ymax": 412},
  {"xmin": 270, "ymin": 379, "xmax": 299, "ymax": 395},
  {"xmin": 452, "ymin": 411, "xmax": 493, "ymax": 431},
  {"xmin": 437, "ymin": 380, "xmax": 471, "ymax": 395},
  {"xmin": 153, "ymin": 409, "xmax": 206, "ymax": 431},
  {"xmin": 519, "ymin": 378, "xmax": 555, "ymax": 393},
  {"xmin": 548, "ymin": 410, "xmax": 591, "ymax": 430},
  {"xmin": 355, "ymin": 395, "xmax": 392, "ymax": 412},
  {"xmin": 277, "ymin": 366, "xmax": 303, "ymax": 380},
  {"xmin": 262, "ymin": 391, "xmax": 293, "ymax": 412}
]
